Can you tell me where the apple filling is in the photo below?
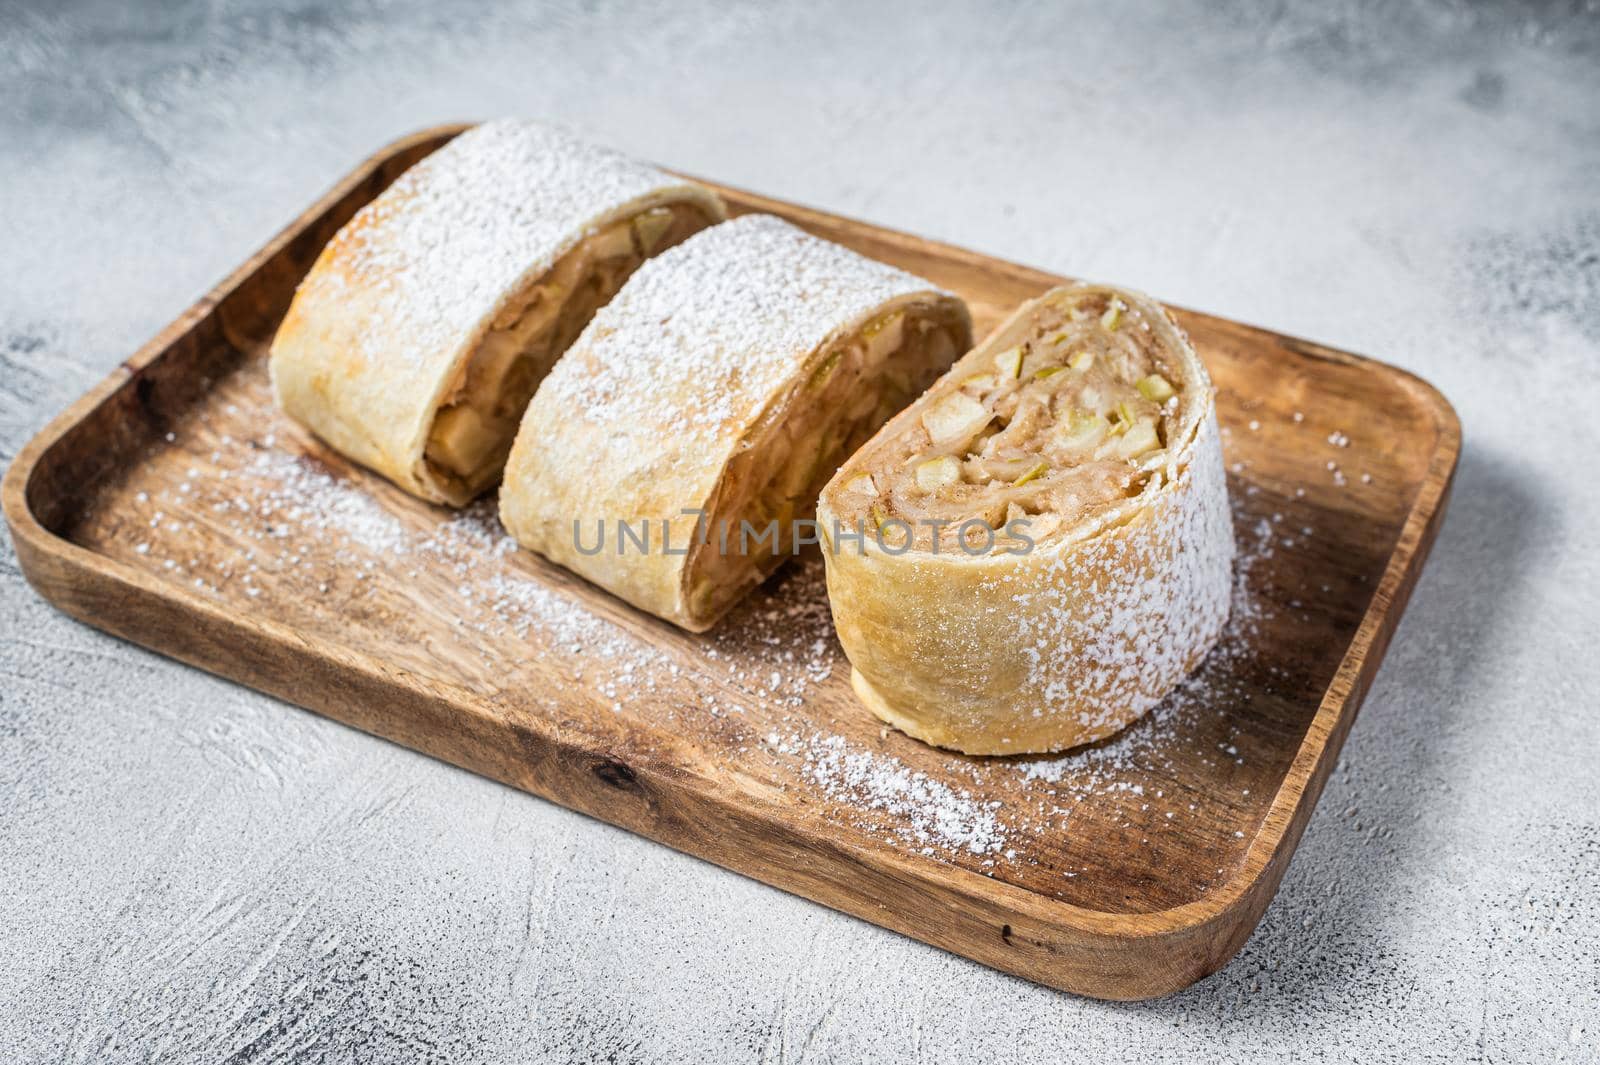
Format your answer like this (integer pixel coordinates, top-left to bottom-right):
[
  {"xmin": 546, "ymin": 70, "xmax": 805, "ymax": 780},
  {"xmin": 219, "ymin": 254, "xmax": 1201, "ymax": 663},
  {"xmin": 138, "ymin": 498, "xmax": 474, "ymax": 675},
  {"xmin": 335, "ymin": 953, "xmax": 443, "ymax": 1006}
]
[
  {"xmin": 837, "ymin": 289, "xmax": 1184, "ymax": 551},
  {"xmin": 683, "ymin": 304, "xmax": 969, "ymax": 619},
  {"xmin": 423, "ymin": 202, "xmax": 714, "ymax": 497}
]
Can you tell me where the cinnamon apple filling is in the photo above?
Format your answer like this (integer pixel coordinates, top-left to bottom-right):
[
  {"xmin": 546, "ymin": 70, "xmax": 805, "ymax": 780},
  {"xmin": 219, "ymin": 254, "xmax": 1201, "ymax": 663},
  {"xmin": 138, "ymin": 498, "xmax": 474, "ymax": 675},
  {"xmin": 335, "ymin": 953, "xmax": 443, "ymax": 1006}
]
[
  {"xmin": 683, "ymin": 304, "xmax": 969, "ymax": 619},
  {"xmin": 834, "ymin": 289, "xmax": 1184, "ymax": 551},
  {"xmin": 423, "ymin": 202, "xmax": 713, "ymax": 496}
]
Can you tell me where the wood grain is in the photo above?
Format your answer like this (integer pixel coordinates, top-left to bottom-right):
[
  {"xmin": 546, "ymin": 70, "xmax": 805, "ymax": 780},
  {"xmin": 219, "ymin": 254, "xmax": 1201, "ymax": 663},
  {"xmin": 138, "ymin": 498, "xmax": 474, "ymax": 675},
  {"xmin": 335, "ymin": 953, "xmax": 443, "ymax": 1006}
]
[{"xmin": 1, "ymin": 125, "xmax": 1459, "ymax": 1000}]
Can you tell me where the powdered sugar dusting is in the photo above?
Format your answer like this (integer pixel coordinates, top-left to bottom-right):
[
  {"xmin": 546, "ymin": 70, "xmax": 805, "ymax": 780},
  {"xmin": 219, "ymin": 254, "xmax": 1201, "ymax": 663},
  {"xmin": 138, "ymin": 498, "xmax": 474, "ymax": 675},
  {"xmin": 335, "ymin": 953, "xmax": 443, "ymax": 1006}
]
[
  {"xmin": 309, "ymin": 119, "xmax": 703, "ymax": 369},
  {"xmin": 1012, "ymin": 408, "xmax": 1235, "ymax": 732},
  {"xmin": 799, "ymin": 734, "xmax": 1005, "ymax": 856},
  {"xmin": 1005, "ymin": 500, "xmax": 1278, "ymax": 789},
  {"xmin": 248, "ymin": 448, "xmax": 412, "ymax": 556},
  {"xmin": 536, "ymin": 214, "xmax": 951, "ymax": 450}
]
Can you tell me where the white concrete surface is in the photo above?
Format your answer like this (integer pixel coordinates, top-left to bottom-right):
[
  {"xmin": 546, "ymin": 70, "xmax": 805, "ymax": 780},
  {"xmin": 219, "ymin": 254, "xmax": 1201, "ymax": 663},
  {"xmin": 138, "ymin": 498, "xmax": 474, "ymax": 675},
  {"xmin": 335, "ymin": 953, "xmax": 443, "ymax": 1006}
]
[{"xmin": 1, "ymin": 1, "xmax": 1597, "ymax": 1061}]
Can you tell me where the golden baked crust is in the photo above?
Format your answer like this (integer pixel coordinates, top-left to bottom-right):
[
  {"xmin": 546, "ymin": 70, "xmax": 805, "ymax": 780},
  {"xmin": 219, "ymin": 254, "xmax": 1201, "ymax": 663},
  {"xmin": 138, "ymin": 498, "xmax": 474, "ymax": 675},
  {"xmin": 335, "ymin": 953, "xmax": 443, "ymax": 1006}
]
[
  {"xmin": 269, "ymin": 120, "xmax": 725, "ymax": 505},
  {"xmin": 817, "ymin": 284, "xmax": 1234, "ymax": 755},
  {"xmin": 499, "ymin": 214, "xmax": 972, "ymax": 631}
]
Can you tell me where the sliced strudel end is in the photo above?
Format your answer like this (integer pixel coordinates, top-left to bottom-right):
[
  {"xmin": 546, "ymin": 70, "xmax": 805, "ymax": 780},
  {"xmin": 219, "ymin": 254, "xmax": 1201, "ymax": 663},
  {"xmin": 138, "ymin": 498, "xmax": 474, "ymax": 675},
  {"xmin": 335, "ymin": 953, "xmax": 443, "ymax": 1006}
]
[
  {"xmin": 270, "ymin": 120, "xmax": 725, "ymax": 505},
  {"xmin": 818, "ymin": 283, "xmax": 1234, "ymax": 755},
  {"xmin": 499, "ymin": 214, "xmax": 973, "ymax": 631}
]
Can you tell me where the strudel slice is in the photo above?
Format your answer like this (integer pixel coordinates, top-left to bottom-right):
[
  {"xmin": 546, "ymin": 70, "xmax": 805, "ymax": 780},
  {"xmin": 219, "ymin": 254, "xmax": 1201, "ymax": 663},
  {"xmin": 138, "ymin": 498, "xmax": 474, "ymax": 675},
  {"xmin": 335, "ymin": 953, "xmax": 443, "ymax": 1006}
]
[
  {"xmin": 270, "ymin": 119, "xmax": 725, "ymax": 505},
  {"xmin": 499, "ymin": 214, "xmax": 972, "ymax": 632},
  {"xmin": 817, "ymin": 284, "xmax": 1234, "ymax": 754}
]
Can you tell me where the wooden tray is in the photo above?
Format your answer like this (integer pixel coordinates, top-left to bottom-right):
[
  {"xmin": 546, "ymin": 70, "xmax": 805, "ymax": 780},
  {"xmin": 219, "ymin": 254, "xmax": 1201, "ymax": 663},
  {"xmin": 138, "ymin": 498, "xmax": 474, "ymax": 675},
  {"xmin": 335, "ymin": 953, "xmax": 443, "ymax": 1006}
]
[{"xmin": 2, "ymin": 125, "xmax": 1459, "ymax": 1000}]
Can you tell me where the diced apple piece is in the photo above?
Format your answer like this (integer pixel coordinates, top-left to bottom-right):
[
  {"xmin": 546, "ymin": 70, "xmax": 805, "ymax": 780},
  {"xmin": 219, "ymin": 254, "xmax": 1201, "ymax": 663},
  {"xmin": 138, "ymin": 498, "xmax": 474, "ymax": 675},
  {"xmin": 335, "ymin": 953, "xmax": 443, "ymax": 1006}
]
[
  {"xmin": 1118, "ymin": 418, "xmax": 1161, "ymax": 458},
  {"xmin": 1069, "ymin": 350, "xmax": 1094, "ymax": 372},
  {"xmin": 921, "ymin": 391, "xmax": 992, "ymax": 445},
  {"xmin": 1033, "ymin": 366, "xmax": 1067, "ymax": 380},
  {"xmin": 842, "ymin": 472, "xmax": 879, "ymax": 497},
  {"xmin": 994, "ymin": 346, "xmax": 1024, "ymax": 379},
  {"xmin": 807, "ymin": 349, "xmax": 843, "ymax": 391},
  {"xmin": 1011, "ymin": 460, "xmax": 1049, "ymax": 487},
  {"xmin": 966, "ymin": 455, "xmax": 1036, "ymax": 482},
  {"xmin": 1023, "ymin": 512, "xmax": 1061, "ymax": 539},
  {"xmin": 1100, "ymin": 299, "xmax": 1124, "ymax": 331},
  {"xmin": 632, "ymin": 207, "xmax": 675, "ymax": 253},
  {"xmin": 1057, "ymin": 410, "xmax": 1109, "ymax": 450},
  {"xmin": 472, "ymin": 328, "xmax": 527, "ymax": 396},
  {"xmin": 521, "ymin": 286, "xmax": 564, "ymax": 338},
  {"xmin": 589, "ymin": 220, "xmax": 635, "ymax": 261},
  {"xmin": 1137, "ymin": 448, "xmax": 1170, "ymax": 471},
  {"xmin": 1136, "ymin": 373, "xmax": 1175, "ymax": 403},
  {"xmin": 1112, "ymin": 400, "xmax": 1138, "ymax": 434},
  {"xmin": 429, "ymin": 405, "xmax": 500, "ymax": 475},
  {"xmin": 860, "ymin": 312, "xmax": 899, "ymax": 341},
  {"xmin": 915, "ymin": 455, "xmax": 962, "ymax": 491},
  {"xmin": 961, "ymin": 373, "xmax": 999, "ymax": 393},
  {"xmin": 861, "ymin": 313, "xmax": 906, "ymax": 360}
]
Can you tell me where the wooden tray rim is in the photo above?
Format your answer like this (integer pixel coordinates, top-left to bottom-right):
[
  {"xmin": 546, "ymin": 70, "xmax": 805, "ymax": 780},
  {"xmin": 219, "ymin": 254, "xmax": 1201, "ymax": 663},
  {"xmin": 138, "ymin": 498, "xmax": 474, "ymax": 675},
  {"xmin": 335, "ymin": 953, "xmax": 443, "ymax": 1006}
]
[{"xmin": 1, "ymin": 124, "xmax": 1462, "ymax": 983}]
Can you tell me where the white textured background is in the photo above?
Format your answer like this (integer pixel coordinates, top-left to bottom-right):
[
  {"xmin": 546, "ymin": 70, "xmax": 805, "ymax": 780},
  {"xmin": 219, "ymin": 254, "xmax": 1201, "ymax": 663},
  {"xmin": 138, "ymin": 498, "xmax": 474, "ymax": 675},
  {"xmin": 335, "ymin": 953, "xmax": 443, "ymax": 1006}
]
[{"xmin": 2, "ymin": 2, "xmax": 1598, "ymax": 1061}]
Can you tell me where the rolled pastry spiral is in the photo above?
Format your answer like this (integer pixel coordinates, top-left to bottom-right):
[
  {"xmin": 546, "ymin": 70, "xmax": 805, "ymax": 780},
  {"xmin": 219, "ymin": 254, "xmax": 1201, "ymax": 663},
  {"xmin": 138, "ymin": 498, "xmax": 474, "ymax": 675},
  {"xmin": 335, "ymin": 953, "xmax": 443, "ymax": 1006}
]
[
  {"xmin": 499, "ymin": 214, "xmax": 973, "ymax": 632},
  {"xmin": 817, "ymin": 284, "xmax": 1234, "ymax": 755},
  {"xmin": 270, "ymin": 119, "xmax": 725, "ymax": 505}
]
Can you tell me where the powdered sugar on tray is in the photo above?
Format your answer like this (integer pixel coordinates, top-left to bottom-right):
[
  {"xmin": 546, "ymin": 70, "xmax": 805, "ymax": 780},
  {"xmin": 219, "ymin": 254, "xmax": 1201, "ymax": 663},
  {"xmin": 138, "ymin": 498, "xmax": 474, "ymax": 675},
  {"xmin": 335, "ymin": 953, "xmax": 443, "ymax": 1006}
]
[
  {"xmin": 249, "ymin": 448, "xmax": 412, "ymax": 556},
  {"xmin": 798, "ymin": 734, "xmax": 1005, "ymax": 856},
  {"xmin": 127, "ymin": 407, "xmax": 1300, "ymax": 869}
]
